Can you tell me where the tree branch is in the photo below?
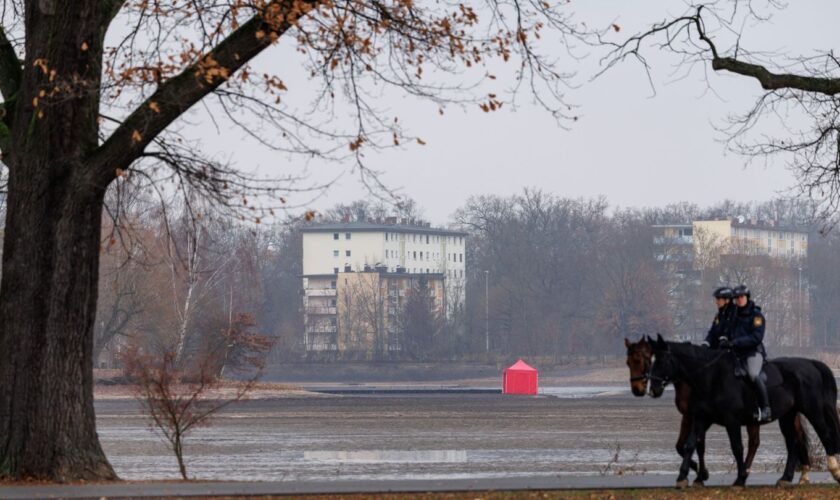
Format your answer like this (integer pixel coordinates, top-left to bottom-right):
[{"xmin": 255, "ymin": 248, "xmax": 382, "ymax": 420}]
[
  {"xmin": 692, "ymin": 7, "xmax": 840, "ymax": 96},
  {"xmin": 101, "ymin": 0, "xmax": 127, "ymax": 31},
  {"xmin": 88, "ymin": 0, "xmax": 314, "ymax": 185},
  {"xmin": 710, "ymin": 56, "xmax": 840, "ymax": 96},
  {"xmin": 0, "ymin": 25, "xmax": 21, "ymax": 102}
]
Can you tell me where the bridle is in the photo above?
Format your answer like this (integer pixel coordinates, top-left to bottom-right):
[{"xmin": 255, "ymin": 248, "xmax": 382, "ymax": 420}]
[
  {"xmin": 646, "ymin": 347, "xmax": 731, "ymax": 388},
  {"xmin": 628, "ymin": 350, "xmax": 653, "ymax": 384}
]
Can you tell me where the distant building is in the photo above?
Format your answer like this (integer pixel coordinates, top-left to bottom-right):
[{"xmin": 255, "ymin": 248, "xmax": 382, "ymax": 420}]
[
  {"xmin": 654, "ymin": 219, "xmax": 808, "ymax": 270},
  {"xmin": 301, "ymin": 219, "xmax": 466, "ymax": 356},
  {"xmin": 693, "ymin": 218, "xmax": 808, "ymax": 266},
  {"xmin": 653, "ymin": 218, "xmax": 810, "ymax": 346}
]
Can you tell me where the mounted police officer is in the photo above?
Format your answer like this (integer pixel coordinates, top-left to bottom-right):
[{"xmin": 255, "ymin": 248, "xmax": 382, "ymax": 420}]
[
  {"xmin": 721, "ymin": 285, "xmax": 771, "ymax": 422},
  {"xmin": 703, "ymin": 286, "xmax": 734, "ymax": 348}
]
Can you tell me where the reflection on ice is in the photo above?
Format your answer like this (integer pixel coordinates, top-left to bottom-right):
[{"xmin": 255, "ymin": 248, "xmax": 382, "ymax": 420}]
[
  {"xmin": 304, "ymin": 449, "xmax": 467, "ymax": 463},
  {"xmin": 539, "ymin": 385, "xmax": 674, "ymax": 398},
  {"xmin": 540, "ymin": 386, "xmax": 628, "ymax": 398}
]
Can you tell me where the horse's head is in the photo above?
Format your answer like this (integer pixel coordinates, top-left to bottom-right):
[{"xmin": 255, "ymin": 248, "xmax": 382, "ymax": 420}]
[
  {"xmin": 648, "ymin": 334, "xmax": 678, "ymax": 399},
  {"xmin": 624, "ymin": 336, "xmax": 653, "ymax": 397}
]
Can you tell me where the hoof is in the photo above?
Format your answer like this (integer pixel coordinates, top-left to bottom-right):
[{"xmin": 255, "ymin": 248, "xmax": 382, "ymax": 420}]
[
  {"xmin": 676, "ymin": 479, "xmax": 689, "ymax": 489},
  {"xmin": 776, "ymin": 479, "xmax": 792, "ymax": 488},
  {"xmin": 698, "ymin": 469, "xmax": 710, "ymax": 482},
  {"xmin": 732, "ymin": 479, "xmax": 746, "ymax": 488},
  {"xmin": 799, "ymin": 465, "xmax": 810, "ymax": 484},
  {"xmin": 693, "ymin": 480, "xmax": 705, "ymax": 487}
]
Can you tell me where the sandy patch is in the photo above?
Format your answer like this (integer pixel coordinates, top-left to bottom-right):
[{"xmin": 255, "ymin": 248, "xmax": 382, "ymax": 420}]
[{"xmin": 94, "ymin": 381, "xmax": 324, "ymax": 400}]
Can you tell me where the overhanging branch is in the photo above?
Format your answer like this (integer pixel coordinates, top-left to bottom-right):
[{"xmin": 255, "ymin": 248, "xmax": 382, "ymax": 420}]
[
  {"xmin": 0, "ymin": 25, "xmax": 21, "ymax": 101},
  {"xmin": 691, "ymin": 7, "xmax": 840, "ymax": 96},
  {"xmin": 710, "ymin": 56, "xmax": 840, "ymax": 96},
  {"xmin": 101, "ymin": 0, "xmax": 127, "ymax": 31},
  {"xmin": 88, "ymin": 0, "xmax": 314, "ymax": 185}
]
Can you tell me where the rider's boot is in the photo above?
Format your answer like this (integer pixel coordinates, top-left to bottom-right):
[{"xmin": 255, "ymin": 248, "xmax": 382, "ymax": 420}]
[{"xmin": 754, "ymin": 375, "xmax": 771, "ymax": 422}]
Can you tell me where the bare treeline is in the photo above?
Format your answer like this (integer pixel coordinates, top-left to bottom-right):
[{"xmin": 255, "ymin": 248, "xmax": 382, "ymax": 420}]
[
  {"xmin": 88, "ymin": 190, "xmax": 840, "ymax": 366},
  {"xmin": 459, "ymin": 191, "xmax": 837, "ymax": 357}
]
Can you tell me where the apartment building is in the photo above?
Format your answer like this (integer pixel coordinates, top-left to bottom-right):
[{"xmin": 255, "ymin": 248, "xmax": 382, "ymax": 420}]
[
  {"xmin": 653, "ymin": 218, "xmax": 810, "ymax": 346},
  {"xmin": 301, "ymin": 219, "xmax": 467, "ymax": 355},
  {"xmin": 654, "ymin": 218, "xmax": 808, "ymax": 269},
  {"xmin": 693, "ymin": 218, "xmax": 808, "ymax": 264}
]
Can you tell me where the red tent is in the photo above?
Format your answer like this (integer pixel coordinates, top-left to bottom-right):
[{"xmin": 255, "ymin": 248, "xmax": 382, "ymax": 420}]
[{"xmin": 503, "ymin": 359, "xmax": 538, "ymax": 395}]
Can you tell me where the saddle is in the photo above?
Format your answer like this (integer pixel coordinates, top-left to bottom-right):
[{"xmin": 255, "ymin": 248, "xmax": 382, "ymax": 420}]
[{"xmin": 732, "ymin": 356, "xmax": 783, "ymax": 388}]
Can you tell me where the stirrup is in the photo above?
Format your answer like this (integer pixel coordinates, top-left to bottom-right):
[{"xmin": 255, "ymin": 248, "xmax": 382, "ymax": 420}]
[{"xmin": 754, "ymin": 407, "xmax": 771, "ymax": 422}]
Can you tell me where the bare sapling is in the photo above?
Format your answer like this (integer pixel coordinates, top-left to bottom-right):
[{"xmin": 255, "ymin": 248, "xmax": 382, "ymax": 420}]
[{"xmin": 122, "ymin": 317, "xmax": 271, "ymax": 479}]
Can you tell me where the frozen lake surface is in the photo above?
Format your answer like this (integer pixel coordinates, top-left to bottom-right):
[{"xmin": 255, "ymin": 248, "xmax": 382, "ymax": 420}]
[{"xmin": 96, "ymin": 390, "xmax": 791, "ymax": 482}]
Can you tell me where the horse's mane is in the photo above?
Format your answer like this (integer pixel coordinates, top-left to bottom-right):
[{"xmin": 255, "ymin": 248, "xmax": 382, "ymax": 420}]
[{"xmin": 663, "ymin": 340, "xmax": 726, "ymax": 362}]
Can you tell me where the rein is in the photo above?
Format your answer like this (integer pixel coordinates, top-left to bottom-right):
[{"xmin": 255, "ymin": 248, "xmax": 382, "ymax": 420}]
[{"xmin": 654, "ymin": 347, "xmax": 731, "ymax": 386}]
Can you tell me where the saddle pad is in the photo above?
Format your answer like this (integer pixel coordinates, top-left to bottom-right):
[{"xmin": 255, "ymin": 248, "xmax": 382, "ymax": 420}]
[{"xmin": 733, "ymin": 358, "xmax": 783, "ymax": 388}]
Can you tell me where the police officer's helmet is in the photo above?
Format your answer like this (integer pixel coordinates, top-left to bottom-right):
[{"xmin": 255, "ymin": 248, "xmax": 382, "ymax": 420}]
[
  {"xmin": 732, "ymin": 285, "xmax": 750, "ymax": 299},
  {"xmin": 713, "ymin": 287, "xmax": 733, "ymax": 299}
]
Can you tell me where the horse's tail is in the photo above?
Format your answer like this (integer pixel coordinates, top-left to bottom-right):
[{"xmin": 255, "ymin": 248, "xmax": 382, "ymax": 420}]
[{"xmin": 814, "ymin": 361, "xmax": 840, "ymax": 453}]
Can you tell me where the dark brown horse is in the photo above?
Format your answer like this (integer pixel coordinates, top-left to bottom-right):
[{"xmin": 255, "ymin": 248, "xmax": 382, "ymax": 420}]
[{"xmin": 624, "ymin": 336, "xmax": 810, "ymax": 485}]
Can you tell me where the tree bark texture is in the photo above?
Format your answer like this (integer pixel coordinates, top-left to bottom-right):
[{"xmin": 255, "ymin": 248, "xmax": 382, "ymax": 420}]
[{"xmin": 0, "ymin": 1, "xmax": 116, "ymax": 480}]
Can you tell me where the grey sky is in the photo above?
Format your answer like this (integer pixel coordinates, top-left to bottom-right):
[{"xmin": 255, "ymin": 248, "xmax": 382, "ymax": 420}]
[{"xmin": 191, "ymin": 2, "xmax": 840, "ymax": 225}]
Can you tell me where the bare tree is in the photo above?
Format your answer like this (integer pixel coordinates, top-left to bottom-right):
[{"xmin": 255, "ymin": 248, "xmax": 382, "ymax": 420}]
[
  {"xmin": 338, "ymin": 272, "xmax": 388, "ymax": 359},
  {"xmin": 122, "ymin": 330, "xmax": 266, "ymax": 480},
  {"xmin": 0, "ymin": 0, "xmax": 589, "ymax": 479},
  {"xmin": 601, "ymin": 2, "xmax": 840, "ymax": 224}
]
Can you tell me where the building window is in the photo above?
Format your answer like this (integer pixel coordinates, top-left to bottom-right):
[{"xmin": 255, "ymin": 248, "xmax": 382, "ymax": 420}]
[
  {"xmin": 333, "ymin": 233, "xmax": 339, "ymax": 240},
  {"xmin": 333, "ymin": 250, "xmax": 339, "ymax": 257},
  {"xmin": 345, "ymin": 232, "xmax": 351, "ymax": 240},
  {"xmin": 330, "ymin": 280, "xmax": 336, "ymax": 289},
  {"xmin": 426, "ymin": 235, "xmax": 430, "ymax": 244},
  {"xmin": 330, "ymin": 299, "xmax": 337, "ymax": 306},
  {"xmin": 333, "ymin": 267, "xmax": 339, "ymax": 274},
  {"xmin": 459, "ymin": 253, "xmax": 463, "ymax": 262},
  {"xmin": 413, "ymin": 251, "xmax": 417, "ymax": 260},
  {"xmin": 346, "ymin": 250, "xmax": 351, "ymax": 257},
  {"xmin": 420, "ymin": 251, "xmax": 424, "ymax": 260}
]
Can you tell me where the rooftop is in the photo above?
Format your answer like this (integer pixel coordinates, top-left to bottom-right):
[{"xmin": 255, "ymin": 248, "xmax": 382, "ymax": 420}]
[{"xmin": 301, "ymin": 220, "xmax": 467, "ymax": 237}]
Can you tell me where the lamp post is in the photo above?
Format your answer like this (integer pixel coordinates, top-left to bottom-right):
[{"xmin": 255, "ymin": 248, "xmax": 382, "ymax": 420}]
[
  {"xmin": 798, "ymin": 266, "xmax": 803, "ymax": 348},
  {"xmin": 484, "ymin": 270, "xmax": 489, "ymax": 352}
]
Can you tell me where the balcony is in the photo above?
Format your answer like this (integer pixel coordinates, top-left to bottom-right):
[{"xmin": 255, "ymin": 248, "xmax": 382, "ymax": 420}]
[
  {"xmin": 306, "ymin": 288, "xmax": 337, "ymax": 297},
  {"xmin": 654, "ymin": 236, "xmax": 694, "ymax": 245},
  {"xmin": 306, "ymin": 325, "xmax": 337, "ymax": 334},
  {"xmin": 307, "ymin": 307, "xmax": 337, "ymax": 315}
]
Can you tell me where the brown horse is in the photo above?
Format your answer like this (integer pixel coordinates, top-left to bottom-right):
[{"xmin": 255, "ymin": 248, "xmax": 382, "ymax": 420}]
[{"xmin": 624, "ymin": 336, "xmax": 811, "ymax": 485}]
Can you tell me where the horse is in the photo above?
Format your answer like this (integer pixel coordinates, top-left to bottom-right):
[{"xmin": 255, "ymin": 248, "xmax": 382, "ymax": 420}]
[
  {"xmin": 623, "ymin": 337, "xmax": 801, "ymax": 485},
  {"xmin": 648, "ymin": 335, "xmax": 833, "ymax": 487}
]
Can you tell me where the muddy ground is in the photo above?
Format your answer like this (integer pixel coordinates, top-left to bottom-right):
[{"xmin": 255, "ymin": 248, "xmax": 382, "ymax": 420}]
[{"xmin": 96, "ymin": 391, "xmax": 795, "ymax": 482}]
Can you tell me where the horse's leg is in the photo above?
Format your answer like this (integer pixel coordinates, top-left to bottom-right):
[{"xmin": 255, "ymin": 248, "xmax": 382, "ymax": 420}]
[
  {"xmin": 694, "ymin": 421, "xmax": 711, "ymax": 485},
  {"xmin": 776, "ymin": 412, "xmax": 799, "ymax": 486},
  {"xmin": 725, "ymin": 424, "xmax": 748, "ymax": 487},
  {"xmin": 799, "ymin": 403, "xmax": 840, "ymax": 483},
  {"xmin": 793, "ymin": 414, "xmax": 811, "ymax": 484},
  {"xmin": 744, "ymin": 423, "xmax": 760, "ymax": 474},
  {"xmin": 676, "ymin": 414, "xmax": 700, "ymax": 476},
  {"xmin": 676, "ymin": 417, "xmax": 702, "ymax": 489}
]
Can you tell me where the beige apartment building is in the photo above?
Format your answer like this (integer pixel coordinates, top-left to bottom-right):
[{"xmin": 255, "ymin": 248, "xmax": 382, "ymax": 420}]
[
  {"xmin": 653, "ymin": 218, "xmax": 810, "ymax": 346},
  {"xmin": 301, "ymin": 220, "xmax": 466, "ymax": 355},
  {"xmin": 692, "ymin": 218, "xmax": 808, "ymax": 267}
]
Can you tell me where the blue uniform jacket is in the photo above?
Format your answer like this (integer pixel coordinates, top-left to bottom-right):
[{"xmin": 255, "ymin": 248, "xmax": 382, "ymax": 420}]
[
  {"xmin": 729, "ymin": 301, "xmax": 767, "ymax": 357},
  {"xmin": 705, "ymin": 303, "xmax": 735, "ymax": 348}
]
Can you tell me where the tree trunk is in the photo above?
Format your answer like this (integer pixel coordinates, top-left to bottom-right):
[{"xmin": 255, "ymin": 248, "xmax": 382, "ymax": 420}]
[
  {"xmin": 0, "ymin": 1, "xmax": 116, "ymax": 481},
  {"xmin": 0, "ymin": 180, "xmax": 115, "ymax": 481}
]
